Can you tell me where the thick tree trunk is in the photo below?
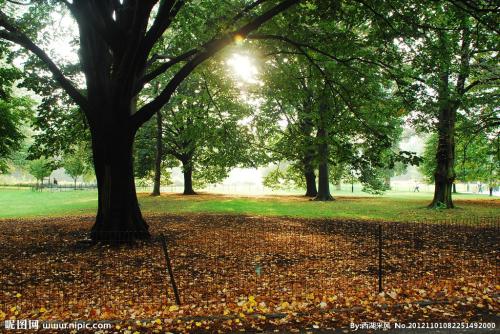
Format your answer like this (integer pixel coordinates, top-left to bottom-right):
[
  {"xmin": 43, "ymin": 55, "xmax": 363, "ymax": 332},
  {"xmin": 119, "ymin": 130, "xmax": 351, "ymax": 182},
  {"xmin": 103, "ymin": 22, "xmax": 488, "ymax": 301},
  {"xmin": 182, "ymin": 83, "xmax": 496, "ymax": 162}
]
[
  {"xmin": 299, "ymin": 104, "xmax": 317, "ymax": 197},
  {"xmin": 314, "ymin": 100, "xmax": 333, "ymax": 201},
  {"xmin": 315, "ymin": 157, "xmax": 333, "ymax": 201},
  {"xmin": 304, "ymin": 170, "xmax": 317, "ymax": 197},
  {"xmin": 429, "ymin": 104, "xmax": 456, "ymax": 209},
  {"xmin": 90, "ymin": 128, "xmax": 150, "ymax": 242},
  {"xmin": 182, "ymin": 159, "xmax": 196, "ymax": 195},
  {"xmin": 303, "ymin": 150, "xmax": 317, "ymax": 197},
  {"xmin": 151, "ymin": 112, "xmax": 162, "ymax": 196}
]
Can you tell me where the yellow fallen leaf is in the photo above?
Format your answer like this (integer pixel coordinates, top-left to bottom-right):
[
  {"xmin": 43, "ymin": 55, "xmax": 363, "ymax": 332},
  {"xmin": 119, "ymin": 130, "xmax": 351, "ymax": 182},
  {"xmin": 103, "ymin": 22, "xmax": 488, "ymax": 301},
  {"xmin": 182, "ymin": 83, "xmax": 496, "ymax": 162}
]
[
  {"xmin": 328, "ymin": 295, "xmax": 337, "ymax": 302},
  {"xmin": 168, "ymin": 305, "xmax": 179, "ymax": 312},
  {"xmin": 15, "ymin": 293, "xmax": 21, "ymax": 298},
  {"xmin": 39, "ymin": 307, "xmax": 47, "ymax": 313},
  {"xmin": 195, "ymin": 322, "xmax": 202, "ymax": 327},
  {"xmin": 154, "ymin": 319, "xmax": 161, "ymax": 325}
]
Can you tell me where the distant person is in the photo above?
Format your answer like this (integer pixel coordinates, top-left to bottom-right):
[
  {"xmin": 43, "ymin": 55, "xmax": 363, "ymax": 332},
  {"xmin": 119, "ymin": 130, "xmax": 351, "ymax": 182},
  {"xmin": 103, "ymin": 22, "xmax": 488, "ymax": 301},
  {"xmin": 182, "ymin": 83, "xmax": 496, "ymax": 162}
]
[
  {"xmin": 53, "ymin": 178, "xmax": 58, "ymax": 185},
  {"xmin": 413, "ymin": 182, "xmax": 420, "ymax": 192},
  {"xmin": 478, "ymin": 183, "xmax": 483, "ymax": 193}
]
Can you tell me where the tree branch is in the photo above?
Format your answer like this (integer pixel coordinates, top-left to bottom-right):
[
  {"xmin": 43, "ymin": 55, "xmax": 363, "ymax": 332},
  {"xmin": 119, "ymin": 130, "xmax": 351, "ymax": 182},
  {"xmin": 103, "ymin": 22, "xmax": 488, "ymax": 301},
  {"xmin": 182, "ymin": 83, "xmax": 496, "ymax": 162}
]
[
  {"xmin": 464, "ymin": 77, "xmax": 500, "ymax": 92},
  {"xmin": 139, "ymin": 0, "xmax": 185, "ymax": 61},
  {"xmin": 0, "ymin": 12, "xmax": 88, "ymax": 111},
  {"xmin": 131, "ymin": 0, "xmax": 301, "ymax": 129},
  {"xmin": 139, "ymin": 48, "xmax": 198, "ymax": 87}
]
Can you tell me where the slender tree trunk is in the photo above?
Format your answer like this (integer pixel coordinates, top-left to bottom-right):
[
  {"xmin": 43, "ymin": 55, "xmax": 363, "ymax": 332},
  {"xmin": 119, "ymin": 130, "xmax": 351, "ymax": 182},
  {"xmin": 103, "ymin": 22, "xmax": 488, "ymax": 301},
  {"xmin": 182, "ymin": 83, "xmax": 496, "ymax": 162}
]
[
  {"xmin": 182, "ymin": 158, "xmax": 196, "ymax": 195},
  {"xmin": 74, "ymin": 178, "xmax": 77, "ymax": 190},
  {"xmin": 385, "ymin": 176, "xmax": 391, "ymax": 190},
  {"xmin": 314, "ymin": 98, "xmax": 333, "ymax": 201},
  {"xmin": 489, "ymin": 187, "xmax": 493, "ymax": 197},
  {"xmin": 452, "ymin": 183, "xmax": 457, "ymax": 193},
  {"xmin": 90, "ymin": 127, "xmax": 150, "ymax": 242},
  {"xmin": 351, "ymin": 181, "xmax": 354, "ymax": 193},
  {"xmin": 151, "ymin": 112, "xmax": 162, "ymax": 196}
]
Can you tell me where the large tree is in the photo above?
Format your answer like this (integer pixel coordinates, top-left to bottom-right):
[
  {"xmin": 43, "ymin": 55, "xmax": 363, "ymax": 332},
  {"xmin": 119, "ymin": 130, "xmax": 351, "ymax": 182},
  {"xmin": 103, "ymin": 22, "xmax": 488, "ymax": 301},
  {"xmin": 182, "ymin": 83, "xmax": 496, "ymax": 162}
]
[
  {"xmin": 0, "ymin": 0, "xmax": 301, "ymax": 241},
  {"xmin": 255, "ymin": 1, "xmax": 409, "ymax": 201},
  {"xmin": 389, "ymin": 2, "xmax": 499, "ymax": 208}
]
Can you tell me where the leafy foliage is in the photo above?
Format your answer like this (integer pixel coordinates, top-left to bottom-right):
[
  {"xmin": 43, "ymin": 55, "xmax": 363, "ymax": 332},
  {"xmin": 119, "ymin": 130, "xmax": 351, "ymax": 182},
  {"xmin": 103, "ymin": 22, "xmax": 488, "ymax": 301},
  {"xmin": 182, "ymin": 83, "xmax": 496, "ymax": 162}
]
[
  {"xmin": 421, "ymin": 131, "xmax": 499, "ymax": 188},
  {"xmin": 27, "ymin": 156, "xmax": 54, "ymax": 183},
  {"xmin": 62, "ymin": 144, "xmax": 92, "ymax": 185},
  {"xmin": 0, "ymin": 52, "xmax": 34, "ymax": 173}
]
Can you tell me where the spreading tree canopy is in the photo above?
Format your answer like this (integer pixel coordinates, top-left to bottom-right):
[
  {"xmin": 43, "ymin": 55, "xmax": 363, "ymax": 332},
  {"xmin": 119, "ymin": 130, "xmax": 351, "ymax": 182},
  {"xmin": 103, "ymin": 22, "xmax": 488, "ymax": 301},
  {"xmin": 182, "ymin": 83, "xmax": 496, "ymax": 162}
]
[{"xmin": 0, "ymin": 0, "xmax": 301, "ymax": 241}]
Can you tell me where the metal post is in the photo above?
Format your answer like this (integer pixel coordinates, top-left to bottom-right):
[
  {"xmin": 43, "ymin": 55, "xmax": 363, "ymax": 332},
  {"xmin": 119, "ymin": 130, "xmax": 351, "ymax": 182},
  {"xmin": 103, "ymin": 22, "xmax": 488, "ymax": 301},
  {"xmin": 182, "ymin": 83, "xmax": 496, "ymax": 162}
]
[
  {"xmin": 378, "ymin": 224, "xmax": 383, "ymax": 293},
  {"xmin": 161, "ymin": 234, "xmax": 181, "ymax": 305}
]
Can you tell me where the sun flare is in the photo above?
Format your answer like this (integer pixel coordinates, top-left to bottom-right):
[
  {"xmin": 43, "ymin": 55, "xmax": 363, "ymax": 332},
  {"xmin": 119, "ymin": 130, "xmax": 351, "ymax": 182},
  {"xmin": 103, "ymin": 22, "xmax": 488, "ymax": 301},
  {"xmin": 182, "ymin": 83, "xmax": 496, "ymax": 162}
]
[{"xmin": 227, "ymin": 54, "xmax": 258, "ymax": 84}]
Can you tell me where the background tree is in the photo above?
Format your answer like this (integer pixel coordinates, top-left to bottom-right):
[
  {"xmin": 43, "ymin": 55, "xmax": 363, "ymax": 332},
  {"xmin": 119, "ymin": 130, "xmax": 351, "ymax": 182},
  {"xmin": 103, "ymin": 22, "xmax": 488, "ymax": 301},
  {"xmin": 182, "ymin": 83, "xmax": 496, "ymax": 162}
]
[
  {"xmin": 0, "ymin": 47, "xmax": 33, "ymax": 173},
  {"xmin": 255, "ymin": 2, "xmax": 410, "ymax": 200},
  {"xmin": 63, "ymin": 144, "xmax": 91, "ymax": 189},
  {"xmin": 28, "ymin": 156, "xmax": 54, "ymax": 188},
  {"xmin": 421, "ymin": 129, "xmax": 499, "ymax": 196},
  {"xmin": 133, "ymin": 113, "xmax": 175, "ymax": 195},
  {"xmin": 159, "ymin": 66, "xmax": 256, "ymax": 195},
  {"xmin": 394, "ymin": 2, "xmax": 499, "ymax": 208}
]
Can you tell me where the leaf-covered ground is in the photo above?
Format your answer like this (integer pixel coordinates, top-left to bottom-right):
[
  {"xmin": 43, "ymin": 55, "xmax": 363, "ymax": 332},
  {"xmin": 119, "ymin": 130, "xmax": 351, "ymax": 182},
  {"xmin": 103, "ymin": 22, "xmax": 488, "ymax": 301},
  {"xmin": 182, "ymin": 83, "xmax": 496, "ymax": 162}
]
[{"xmin": 0, "ymin": 214, "xmax": 498, "ymax": 333}]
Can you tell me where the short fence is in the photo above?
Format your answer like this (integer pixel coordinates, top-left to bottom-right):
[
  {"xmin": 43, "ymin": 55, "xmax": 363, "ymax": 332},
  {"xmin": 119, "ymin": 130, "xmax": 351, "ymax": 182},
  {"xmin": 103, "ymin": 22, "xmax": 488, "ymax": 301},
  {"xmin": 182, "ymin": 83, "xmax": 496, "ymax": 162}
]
[{"xmin": 0, "ymin": 216, "xmax": 498, "ymax": 320}]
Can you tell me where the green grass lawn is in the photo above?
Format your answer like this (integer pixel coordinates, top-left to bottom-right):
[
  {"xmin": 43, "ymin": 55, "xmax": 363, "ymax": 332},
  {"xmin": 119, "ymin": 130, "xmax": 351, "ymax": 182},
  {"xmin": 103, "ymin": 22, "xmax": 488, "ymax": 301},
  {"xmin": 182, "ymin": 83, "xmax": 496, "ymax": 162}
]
[{"xmin": 0, "ymin": 187, "xmax": 498, "ymax": 222}]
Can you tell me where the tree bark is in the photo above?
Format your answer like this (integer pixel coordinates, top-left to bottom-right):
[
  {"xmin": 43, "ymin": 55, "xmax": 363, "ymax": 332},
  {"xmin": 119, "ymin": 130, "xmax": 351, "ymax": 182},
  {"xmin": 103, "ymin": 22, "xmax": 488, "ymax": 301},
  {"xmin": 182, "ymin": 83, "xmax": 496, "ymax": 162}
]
[
  {"xmin": 452, "ymin": 183, "xmax": 457, "ymax": 193},
  {"xmin": 182, "ymin": 159, "xmax": 196, "ymax": 195},
  {"xmin": 314, "ymin": 97, "xmax": 333, "ymax": 201},
  {"xmin": 304, "ymin": 169, "xmax": 317, "ymax": 197},
  {"xmin": 303, "ymin": 148, "xmax": 317, "ymax": 197},
  {"xmin": 428, "ymin": 104, "xmax": 456, "ymax": 209},
  {"xmin": 489, "ymin": 187, "xmax": 493, "ymax": 196},
  {"xmin": 90, "ymin": 127, "xmax": 150, "ymax": 242},
  {"xmin": 151, "ymin": 112, "xmax": 162, "ymax": 196}
]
